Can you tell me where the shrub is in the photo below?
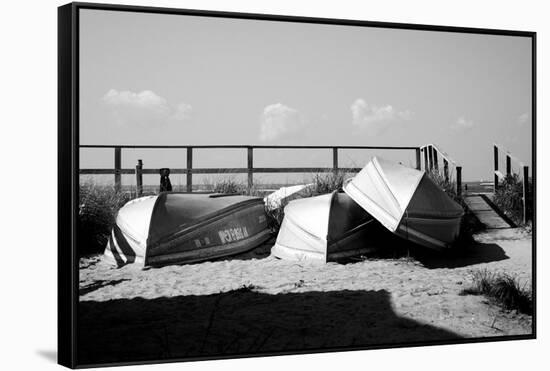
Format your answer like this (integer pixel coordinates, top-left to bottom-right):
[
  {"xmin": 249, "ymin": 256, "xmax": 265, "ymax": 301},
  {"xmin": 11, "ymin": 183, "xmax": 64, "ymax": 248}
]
[
  {"xmin": 426, "ymin": 169, "xmax": 459, "ymax": 202},
  {"xmin": 213, "ymin": 178, "xmax": 245, "ymax": 194},
  {"xmin": 459, "ymin": 269, "xmax": 532, "ymax": 315},
  {"xmin": 78, "ymin": 183, "xmax": 131, "ymax": 256},
  {"xmin": 309, "ymin": 171, "xmax": 347, "ymax": 196},
  {"xmin": 493, "ymin": 174, "xmax": 532, "ymax": 225},
  {"xmin": 264, "ymin": 198, "xmax": 288, "ymax": 234}
]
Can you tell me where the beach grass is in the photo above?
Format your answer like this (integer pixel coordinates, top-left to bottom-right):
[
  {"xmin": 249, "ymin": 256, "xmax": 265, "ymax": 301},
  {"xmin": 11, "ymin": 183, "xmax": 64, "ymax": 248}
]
[
  {"xmin": 460, "ymin": 269, "xmax": 532, "ymax": 315},
  {"xmin": 212, "ymin": 178, "xmax": 246, "ymax": 194},
  {"xmin": 492, "ymin": 173, "xmax": 533, "ymax": 225},
  {"xmin": 78, "ymin": 182, "xmax": 131, "ymax": 256},
  {"xmin": 426, "ymin": 168, "xmax": 460, "ymax": 202}
]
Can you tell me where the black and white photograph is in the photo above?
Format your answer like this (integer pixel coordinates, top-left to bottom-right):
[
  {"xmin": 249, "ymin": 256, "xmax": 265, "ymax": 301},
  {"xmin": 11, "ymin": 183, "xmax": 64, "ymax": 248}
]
[{"xmin": 55, "ymin": 1, "xmax": 538, "ymax": 369}]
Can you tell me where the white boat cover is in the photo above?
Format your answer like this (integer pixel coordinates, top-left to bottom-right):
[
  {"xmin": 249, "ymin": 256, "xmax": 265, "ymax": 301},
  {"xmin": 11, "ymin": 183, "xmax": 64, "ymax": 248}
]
[
  {"xmin": 104, "ymin": 196, "xmax": 157, "ymax": 266},
  {"xmin": 343, "ymin": 157, "xmax": 464, "ymax": 249},
  {"xmin": 271, "ymin": 191, "xmax": 384, "ymax": 262},
  {"xmin": 264, "ymin": 184, "xmax": 314, "ymax": 210}
]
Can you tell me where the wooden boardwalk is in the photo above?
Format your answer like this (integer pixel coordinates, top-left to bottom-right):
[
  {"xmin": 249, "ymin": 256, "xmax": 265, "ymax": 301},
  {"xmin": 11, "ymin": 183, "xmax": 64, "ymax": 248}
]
[{"xmin": 463, "ymin": 194, "xmax": 515, "ymax": 229}]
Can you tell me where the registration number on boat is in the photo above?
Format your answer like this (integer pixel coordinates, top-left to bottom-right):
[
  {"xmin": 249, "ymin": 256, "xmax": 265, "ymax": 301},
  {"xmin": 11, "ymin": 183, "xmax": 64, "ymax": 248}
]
[{"xmin": 218, "ymin": 227, "xmax": 249, "ymax": 244}]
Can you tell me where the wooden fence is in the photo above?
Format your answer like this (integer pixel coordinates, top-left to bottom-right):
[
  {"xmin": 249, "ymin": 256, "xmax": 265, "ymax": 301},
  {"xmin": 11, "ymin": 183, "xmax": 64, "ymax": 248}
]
[
  {"xmin": 493, "ymin": 143, "xmax": 531, "ymax": 223},
  {"xmin": 419, "ymin": 144, "xmax": 462, "ymax": 197},
  {"xmin": 80, "ymin": 145, "xmax": 423, "ymax": 194}
]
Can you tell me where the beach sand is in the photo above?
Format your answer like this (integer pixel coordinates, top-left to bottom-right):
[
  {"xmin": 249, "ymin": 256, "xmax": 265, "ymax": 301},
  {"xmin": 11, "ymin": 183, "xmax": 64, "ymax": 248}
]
[{"xmin": 78, "ymin": 228, "xmax": 533, "ymax": 365}]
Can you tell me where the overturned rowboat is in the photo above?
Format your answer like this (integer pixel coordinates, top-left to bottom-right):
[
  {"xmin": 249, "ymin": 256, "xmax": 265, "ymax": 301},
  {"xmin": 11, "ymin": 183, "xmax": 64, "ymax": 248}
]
[
  {"xmin": 104, "ymin": 193, "xmax": 271, "ymax": 267},
  {"xmin": 271, "ymin": 191, "xmax": 393, "ymax": 262},
  {"xmin": 343, "ymin": 157, "xmax": 464, "ymax": 250}
]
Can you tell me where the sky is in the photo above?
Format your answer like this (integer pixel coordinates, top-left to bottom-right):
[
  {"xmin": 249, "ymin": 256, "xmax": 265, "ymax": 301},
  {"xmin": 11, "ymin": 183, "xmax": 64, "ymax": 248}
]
[{"xmin": 79, "ymin": 9, "xmax": 533, "ymax": 184}]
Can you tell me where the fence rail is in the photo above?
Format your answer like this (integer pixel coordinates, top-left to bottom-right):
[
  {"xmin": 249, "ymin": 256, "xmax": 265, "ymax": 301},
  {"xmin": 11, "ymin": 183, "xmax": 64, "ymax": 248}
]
[{"xmin": 80, "ymin": 144, "xmax": 423, "ymax": 194}]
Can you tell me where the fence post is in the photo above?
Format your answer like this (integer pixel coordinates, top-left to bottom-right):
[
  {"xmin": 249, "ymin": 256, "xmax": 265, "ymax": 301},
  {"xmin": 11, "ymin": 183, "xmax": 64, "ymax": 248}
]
[
  {"xmin": 494, "ymin": 145, "xmax": 499, "ymax": 191},
  {"xmin": 114, "ymin": 146, "xmax": 121, "ymax": 192},
  {"xmin": 415, "ymin": 148, "xmax": 421, "ymax": 170},
  {"xmin": 456, "ymin": 166, "xmax": 462, "ymax": 197},
  {"xmin": 186, "ymin": 147, "xmax": 193, "ymax": 192},
  {"xmin": 428, "ymin": 145, "xmax": 434, "ymax": 171},
  {"xmin": 135, "ymin": 159, "xmax": 143, "ymax": 197},
  {"xmin": 247, "ymin": 147, "xmax": 254, "ymax": 192},
  {"xmin": 443, "ymin": 159, "xmax": 449, "ymax": 183},
  {"xmin": 159, "ymin": 168, "xmax": 172, "ymax": 192},
  {"xmin": 433, "ymin": 148, "xmax": 439, "ymax": 173},
  {"xmin": 422, "ymin": 147, "xmax": 429, "ymax": 171},
  {"xmin": 506, "ymin": 154, "xmax": 511, "ymax": 177},
  {"xmin": 332, "ymin": 147, "xmax": 339, "ymax": 174},
  {"xmin": 523, "ymin": 166, "xmax": 529, "ymax": 224}
]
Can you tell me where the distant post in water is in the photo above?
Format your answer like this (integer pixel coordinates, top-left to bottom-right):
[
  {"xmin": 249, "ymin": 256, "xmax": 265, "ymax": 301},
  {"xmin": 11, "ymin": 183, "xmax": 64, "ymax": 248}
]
[
  {"xmin": 247, "ymin": 147, "xmax": 254, "ymax": 192},
  {"xmin": 523, "ymin": 166, "xmax": 529, "ymax": 223},
  {"xmin": 456, "ymin": 166, "xmax": 462, "ymax": 197},
  {"xmin": 135, "ymin": 159, "xmax": 143, "ymax": 197},
  {"xmin": 506, "ymin": 154, "xmax": 512, "ymax": 177},
  {"xmin": 114, "ymin": 146, "xmax": 121, "ymax": 192},
  {"xmin": 333, "ymin": 147, "xmax": 339, "ymax": 174},
  {"xmin": 443, "ymin": 159, "xmax": 449, "ymax": 183},
  {"xmin": 186, "ymin": 147, "xmax": 193, "ymax": 192},
  {"xmin": 415, "ymin": 147, "xmax": 421, "ymax": 170},
  {"xmin": 494, "ymin": 145, "xmax": 499, "ymax": 191},
  {"xmin": 433, "ymin": 148, "xmax": 439, "ymax": 173}
]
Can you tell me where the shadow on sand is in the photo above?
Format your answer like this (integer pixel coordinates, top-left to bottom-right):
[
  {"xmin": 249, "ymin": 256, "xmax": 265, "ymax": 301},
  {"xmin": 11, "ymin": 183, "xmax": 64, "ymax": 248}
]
[
  {"xmin": 218, "ymin": 230, "xmax": 509, "ymax": 270},
  {"xmin": 408, "ymin": 242, "xmax": 509, "ymax": 269},
  {"xmin": 78, "ymin": 289, "xmax": 461, "ymax": 365}
]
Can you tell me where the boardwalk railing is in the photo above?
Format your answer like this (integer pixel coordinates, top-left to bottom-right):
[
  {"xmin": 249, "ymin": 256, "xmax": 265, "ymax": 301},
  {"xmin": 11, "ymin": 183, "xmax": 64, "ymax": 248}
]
[
  {"xmin": 493, "ymin": 143, "xmax": 531, "ymax": 223},
  {"xmin": 80, "ymin": 145, "xmax": 422, "ymax": 194},
  {"xmin": 419, "ymin": 144, "xmax": 462, "ymax": 197}
]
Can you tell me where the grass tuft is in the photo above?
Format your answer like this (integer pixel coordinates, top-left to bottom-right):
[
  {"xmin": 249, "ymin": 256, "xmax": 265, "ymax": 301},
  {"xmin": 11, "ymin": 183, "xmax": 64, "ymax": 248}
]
[
  {"xmin": 309, "ymin": 171, "xmax": 347, "ymax": 196},
  {"xmin": 426, "ymin": 169, "xmax": 459, "ymax": 202},
  {"xmin": 79, "ymin": 182, "xmax": 131, "ymax": 256},
  {"xmin": 212, "ymin": 178, "xmax": 245, "ymax": 194},
  {"xmin": 459, "ymin": 269, "xmax": 532, "ymax": 315},
  {"xmin": 493, "ymin": 173, "xmax": 532, "ymax": 225}
]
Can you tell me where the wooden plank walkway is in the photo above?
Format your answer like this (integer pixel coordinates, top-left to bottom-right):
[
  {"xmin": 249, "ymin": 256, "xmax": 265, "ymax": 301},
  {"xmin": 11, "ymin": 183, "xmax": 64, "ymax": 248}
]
[{"xmin": 463, "ymin": 194, "xmax": 515, "ymax": 229}]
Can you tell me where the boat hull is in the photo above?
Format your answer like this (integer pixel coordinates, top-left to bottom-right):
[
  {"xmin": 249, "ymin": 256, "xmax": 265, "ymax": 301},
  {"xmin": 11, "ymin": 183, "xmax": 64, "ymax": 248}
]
[
  {"xmin": 146, "ymin": 202, "xmax": 271, "ymax": 266},
  {"xmin": 104, "ymin": 193, "xmax": 271, "ymax": 267}
]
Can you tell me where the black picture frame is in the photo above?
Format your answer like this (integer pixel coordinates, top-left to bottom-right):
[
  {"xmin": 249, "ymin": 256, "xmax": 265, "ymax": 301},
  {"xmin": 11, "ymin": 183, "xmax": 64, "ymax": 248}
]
[{"xmin": 58, "ymin": 2, "xmax": 536, "ymax": 368}]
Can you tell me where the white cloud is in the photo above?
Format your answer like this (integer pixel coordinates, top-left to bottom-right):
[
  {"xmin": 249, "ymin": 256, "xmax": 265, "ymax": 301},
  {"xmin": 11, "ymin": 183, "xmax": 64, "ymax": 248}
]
[
  {"xmin": 350, "ymin": 98, "xmax": 412, "ymax": 134},
  {"xmin": 172, "ymin": 102, "xmax": 193, "ymax": 121},
  {"xmin": 451, "ymin": 116, "xmax": 474, "ymax": 131},
  {"xmin": 517, "ymin": 112, "xmax": 530, "ymax": 126},
  {"xmin": 102, "ymin": 89, "xmax": 192, "ymax": 125},
  {"xmin": 259, "ymin": 103, "xmax": 303, "ymax": 142}
]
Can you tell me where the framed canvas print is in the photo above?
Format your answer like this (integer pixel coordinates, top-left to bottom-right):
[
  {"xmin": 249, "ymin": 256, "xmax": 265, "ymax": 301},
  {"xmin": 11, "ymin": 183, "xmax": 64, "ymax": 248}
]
[{"xmin": 58, "ymin": 2, "xmax": 536, "ymax": 368}]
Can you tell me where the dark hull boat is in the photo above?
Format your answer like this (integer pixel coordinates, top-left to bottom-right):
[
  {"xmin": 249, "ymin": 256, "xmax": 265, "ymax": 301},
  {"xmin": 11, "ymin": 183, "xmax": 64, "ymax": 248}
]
[{"xmin": 104, "ymin": 193, "xmax": 271, "ymax": 267}]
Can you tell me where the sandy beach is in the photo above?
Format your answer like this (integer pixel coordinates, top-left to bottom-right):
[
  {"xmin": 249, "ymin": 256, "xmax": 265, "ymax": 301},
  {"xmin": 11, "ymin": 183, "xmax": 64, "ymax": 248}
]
[{"xmin": 78, "ymin": 227, "xmax": 533, "ymax": 364}]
